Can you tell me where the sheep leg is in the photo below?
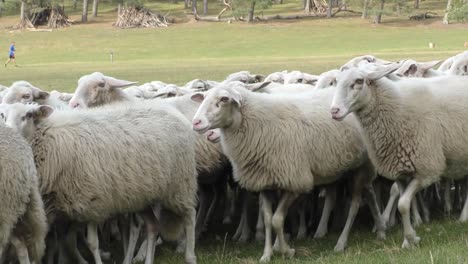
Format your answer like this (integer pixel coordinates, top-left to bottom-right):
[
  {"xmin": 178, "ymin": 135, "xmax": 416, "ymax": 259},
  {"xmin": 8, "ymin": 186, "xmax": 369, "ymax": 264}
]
[
  {"xmin": 238, "ymin": 192, "xmax": 253, "ymax": 243},
  {"xmin": 314, "ymin": 185, "xmax": 336, "ymax": 238},
  {"xmin": 65, "ymin": 224, "xmax": 88, "ymax": 264},
  {"xmin": 142, "ymin": 209, "xmax": 159, "ymax": 264},
  {"xmin": 232, "ymin": 209, "xmax": 245, "ymax": 241},
  {"xmin": 195, "ymin": 188, "xmax": 208, "ymax": 240},
  {"xmin": 444, "ymin": 179, "xmax": 452, "ymax": 215},
  {"xmin": 259, "ymin": 192, "xmax": 274, "ymax": 263},
  {"xmin": 334, "ymin": 192, "xmax": 361, "ymax": 252},
  {"xmin": 133, "ymin": 238, "xmax": 162, "ymax": 264},
  {"xmin": 86, "ymin": 223, "xmax": 103, "ymax": 264},
  {"xmin": 255, "ymin": 196, "xmax": 265, "ymax": 242},
  {"xmin": 417, "ymin": 192, "xmax": 430, "ymax": 223},
  {"xmin": 363, "ymin": 185, "xmax": 386, "ymax": 240},
  {"xmin": 296, "ymin": 200, "xmax": 307, "ymax": 240},
  {"xmin": 184, "ymin": 208, "xmax": 197, "ymax": 264},
  {"xmin": 382, "ymin": 182, "xmax": 399, "ymax": 228},
  {"xmin": 123, "ymin": 214, "xmax": 142, "ymax": 264},
  {"xmin": 397, "ymin": 179, "xmax": 423, "ymax": 249},
  {"xmin": 459, "ymin": 177, "xmax": 468, "ymax": 222},
  {"xmin": 223, "ymin": 186, "xmax": 236, "ymax": 225},
  {"xmin": 411, "ymin": 198, "xmax": 423, "ymax": 227},
  {"xmin": 11, "ymin": 236, "xmax": 30, "ymax": 264},
  {"xmin": 203, "ymin": 185, "xmax": 219, "ymax": 233},
  {"xmin": 271, "ymin": 192, "xmax": 298, "ymax": 258},
  {"xmin": 119, "ymin": 215, "xmax": 130, "ymax": 254}
]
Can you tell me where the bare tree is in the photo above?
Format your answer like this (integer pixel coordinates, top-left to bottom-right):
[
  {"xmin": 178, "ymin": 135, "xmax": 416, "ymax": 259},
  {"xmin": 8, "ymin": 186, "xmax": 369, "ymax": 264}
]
[
  {"xmin": 248, "ymin": 0, "xmax": 256, "ymax": 22},
  {"xmin": 92, "ymin": 0, "xmax": 98, "ymax": 17},
  {"xmin": 327, "ymin": 0, "xmax": 332, "ymax": 17},
  {"xmin": 362, "ymin": 0, "xmax": 370, "ymax": 18},
  {"xmin": 82, "ymin": 0, "xmax": 89, "ymax": 22},
  {"xmin": 203, "ymin": 0, "xmax": 208, "ymax": 15},
  {"xmin": 414, "ymin": 0, "xmax": 419, "ymax": 9},
  {"xmin": 193, "ymin": 0, "xmax": 198, "ymax": 14},
  {"xmin": 304, "ymin": 0, "xmax": 311, "ymax": 13},
  {"xmin": 373, "ymin": 0, "xmax": 385, "ymax": 23},
  {"xmin": 443, "ymin": 0, "xmax": 453, "ymax": 24}
]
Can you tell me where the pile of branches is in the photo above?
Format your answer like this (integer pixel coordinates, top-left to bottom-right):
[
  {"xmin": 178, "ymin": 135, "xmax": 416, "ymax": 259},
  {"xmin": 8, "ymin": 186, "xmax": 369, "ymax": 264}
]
[
  {"xmin": 312, "ymin": 0, "xmax": 328, "ymax": 14},
  {"xmin": 114, "ymin": 6, "xmax": 169, "ymax": 28},
  {"xmin": 409, "ymin": 12, "xmax": 437, "ymax": 20},
  {"xmin": 47, "ymin": 6, "xmax": 72, "ymax": 28},
  {"xmin": 30, "ymin": 7, "xmax": 51, "ymax": 26}
]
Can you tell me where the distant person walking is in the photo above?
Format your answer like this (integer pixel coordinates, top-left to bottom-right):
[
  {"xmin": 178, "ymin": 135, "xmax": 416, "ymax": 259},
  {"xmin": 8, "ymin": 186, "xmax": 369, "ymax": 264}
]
[{"xmin": 5, "ymin": 41, "xmax": 17, "ymax": 67}]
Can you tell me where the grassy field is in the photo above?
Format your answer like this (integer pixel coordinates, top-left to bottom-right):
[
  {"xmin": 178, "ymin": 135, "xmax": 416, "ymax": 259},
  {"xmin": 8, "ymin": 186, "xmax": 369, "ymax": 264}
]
[
  {"xmin": 1, "ymin": 1, "xmax": 468, "ymax": 263},
  {"xmin": 0, "ymin": 0, "xmax": 467, "ymax": 91}
]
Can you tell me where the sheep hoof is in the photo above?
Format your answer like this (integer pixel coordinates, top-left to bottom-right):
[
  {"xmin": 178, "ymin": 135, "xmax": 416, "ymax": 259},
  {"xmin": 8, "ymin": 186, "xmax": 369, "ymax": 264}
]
[
  {"xmin": 413, "ymin": 218, "xmax": 423, "ymax": 228},
  {"xmin": 185, "ymin": 256, "xmax": 197, "ymax": 264},
  {"xmin": 401, "ymin": 236, "xmax": 421, "ymax": 249},
  {"xmin": 259, "ymin": 254, "xmax": 271, "ymax": 262},
  {"xmin": 377, "ymin": 231, "xmax": 386, "ymax": 241},
  {"xmin": 334, "ymin": 243, "xmax": 346, "ymax": 252},
  {"xmin": 237, "ymin": 233, "xmax": 250, "ymax": 243},
  {"xmin": 313, "ymin": 230, "xmax": 327, "ymax": 239},
  {"xmin": 285, "ymin": 248, "xmax": 295, "ymax": 258}
]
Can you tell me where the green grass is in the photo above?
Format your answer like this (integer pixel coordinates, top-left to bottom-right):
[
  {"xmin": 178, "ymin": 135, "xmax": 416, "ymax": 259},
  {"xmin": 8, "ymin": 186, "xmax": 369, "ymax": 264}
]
[
  {"xmin": 0, "ymin": 0, "xmax": 467, "ymax": 91},
  {"xmin": 148, "ymin": 217, "xmax": 468, "ymax": 263},
  {"xmin": 0, "ymin": 2, "xmax": 468, "ymax": 264}
]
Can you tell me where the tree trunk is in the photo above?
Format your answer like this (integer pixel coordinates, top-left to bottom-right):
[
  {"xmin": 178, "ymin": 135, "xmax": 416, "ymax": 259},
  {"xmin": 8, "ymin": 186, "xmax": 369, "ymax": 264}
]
[
  {"xmin": 278, "ymin": 0, "xmax": 283, "ymax": 4},
  {"xmin": 373, "ymin": 0, "xmax": 385, "ymax": 24},
  {"xmin": 304, "ymin": 0, "xmax": 311, "ymax": 13},
  {"xmin": 414, "ymin": 0, "xmax": 419, "ymax": 9},
  {"xmin": 92, "ymin": 0, "xmax": 98, "ymax": 17},
  {"xmin": 203, "ymin": 0, "xmax": 208, "ymax": 15},
  {"xmin": 248, "ymin": 0, "xmax": 256, "ymax": 22},
  {"xmin": 361, "ymin": 0, "xmax": 369, "ymax": 18},
  {"xmin": 443, "ymin": 0, "xmax": 452, "ymax": 24},
  {"xmin": 327, "ymin": 0, "xmax": 333, "ymax": 17},
  {"xmin": 20, "ymin": 0, "xmax": 26, "ymax": 20},
  {"xmin": 193, "ymin": 0, "xmax": 198, "ymax": 14},
  {"xmin": 185, "ymin": 0, "xmax": 189, "ymax": 8},
  {"xmin": 82, "ymin": 0, "xmax": 89, "ymax": 22}
]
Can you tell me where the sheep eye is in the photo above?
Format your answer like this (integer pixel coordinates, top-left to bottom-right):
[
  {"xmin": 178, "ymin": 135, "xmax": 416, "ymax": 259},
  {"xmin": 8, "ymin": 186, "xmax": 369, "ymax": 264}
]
[
  {"xmin": 297, "ymin": 78, "xmax": 303, "ymax": 83},
  {"xmin": 355, "ymin": 79, "xmax": 364, "ymax": 85},
  {"xmin": 98, "ymin": 82, "xmax": 105, "ymax": 88},
  {"xmin": 22, "ymin": 94, "xmax": 30, "ymax": 99},
  {"xmin": 220, "ymin": 96, "xmax": 229, "ymax": 103}
]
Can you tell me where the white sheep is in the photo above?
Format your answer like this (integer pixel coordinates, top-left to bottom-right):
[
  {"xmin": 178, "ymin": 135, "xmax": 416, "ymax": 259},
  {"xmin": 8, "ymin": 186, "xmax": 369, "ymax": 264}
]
[
  {"xmin": 264, "ymin": 71, "xmax": 288, "ymax": 84},
  {"xmin": 2, "ymin": 81, "xmax": 69, "ymax": 110},
  {"xmin": 192, "ymin": 82, "xmax": 385, "ymax": 261},
  {"xmin": 446, "ymin": 52, "xmax": 468, "ymax": 76},
  {"xmin": 394, "ymin": 59, "xmax": 442, "ymax": 78},
  {"xmin": 331, "ymin": 63, "xmax": 468, "ymax": 249},
  {"xmin": 0, "ymin": 121, "xmax": 48, "ymax": 264},
  {"xmin": 69, "ymin": 72, "xmax": 136, "ymax": 108},
  {"xmin": 340, "ymin": 55, "xmax": 390, "ymax": 70},
  {"xmin": 315, "ymin": 69, "xmax": 340, "ymax": 89},
  {"xmin": 283, "ymin": 70, "xmax": 319, "ymax": 85},
  {"xmin": 225, "ymin": 71, "xmax": 264, "ymax": 83},
  {"xmin": 2, "ymin": 102, "xmax": 198, "ymax": 264},
  {"xmin": 185, "ymin": 79, "xmax": 219, "ymax": 91}
]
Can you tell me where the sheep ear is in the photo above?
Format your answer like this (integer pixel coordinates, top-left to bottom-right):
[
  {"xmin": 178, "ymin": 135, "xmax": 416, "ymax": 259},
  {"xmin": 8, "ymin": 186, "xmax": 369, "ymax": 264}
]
[
  {"xmin": 363, "ymin": 55, "xmax": 376, "ymax": 63},
  {"xmin": 191, "ymin": 93, "xmax": 205, "ymax": 103},
  {"xmin": 404, "ymin": 64, "xmax": 418, "ymax": 76},
  {"xmin": 105, "ymin": 77, "xmax": 137, "ymax": 89},
  {"xmin": 420, "ymin": 60, "xmax": 441, "ymax": 70},
  {"xmin": 366, "ymin": 63, "xmax": 401, "ymax": 80},
  {"xmin": 246, "ymin": 82, "xmax": 271, "ymax": 92},
  {"xmin": 31, "ymin": 87, "xmax": 50, "ymax": 100},
  {"xmin": 303, "ymin": 74, "xmax": 319, "ymax": 85},
  {"xmin": 254, "ymin": 74, "xmax": 265, "ymax": 83},
  {"xmin": 32, "ymin": 105, "xmax": 53, "ymax": 120},
  {"xmin": 230, "ymin": 90, "xmax": 242, "ymax": 106}
]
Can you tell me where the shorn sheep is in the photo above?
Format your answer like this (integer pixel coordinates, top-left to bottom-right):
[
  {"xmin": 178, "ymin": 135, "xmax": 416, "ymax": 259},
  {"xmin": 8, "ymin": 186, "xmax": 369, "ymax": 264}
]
[
  {"xmin": 191, "ymin": 82, "xmax": 385, "ymax": 262},
  {"xmin": 0, "ymin": 120, "xmax": 48, "ymax": 264},
  {"xmin": 2, "ymin": 81, "xmax": 69, "ymax": 110},
  {"xmin": 330, "ymin": 63, "xmax": 468, "ymax": 249},
  {"xmin": 1, "ymin": 102, "xmax": 198, "ymax": 264}
]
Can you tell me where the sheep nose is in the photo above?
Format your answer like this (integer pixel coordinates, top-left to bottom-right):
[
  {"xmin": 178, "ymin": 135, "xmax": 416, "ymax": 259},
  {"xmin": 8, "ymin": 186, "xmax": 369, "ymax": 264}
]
[
  {"xmin": 192, "ymin": 119, "xmax": 202, "ymax": 127},
  {"xmin": 331, "ymin": 107, "xmax": 340, "ymax": 115},
  {"xmin": 69, "ymin": 101, "xmax": 80, "ymax": 109}
]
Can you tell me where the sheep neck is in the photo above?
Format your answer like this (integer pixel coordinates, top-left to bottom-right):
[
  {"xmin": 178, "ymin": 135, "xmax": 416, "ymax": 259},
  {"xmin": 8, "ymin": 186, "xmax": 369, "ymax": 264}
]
[{"xmin": 354, "ymin": 82, "xmax": 417, "ymax": 178}]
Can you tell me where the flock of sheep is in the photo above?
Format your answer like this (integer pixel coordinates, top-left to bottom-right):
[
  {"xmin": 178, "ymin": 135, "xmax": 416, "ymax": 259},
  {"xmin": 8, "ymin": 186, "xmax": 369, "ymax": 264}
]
[{"xmin": 0, "ymin": 50, "xmax": 467, "ymax": 264}]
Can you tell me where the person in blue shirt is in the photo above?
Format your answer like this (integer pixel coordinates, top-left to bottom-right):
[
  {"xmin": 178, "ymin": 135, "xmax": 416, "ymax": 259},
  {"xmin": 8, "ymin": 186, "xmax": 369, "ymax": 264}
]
[{"xmin": 5, "ymin": 41, "xmax": 17, "ymax": 67}]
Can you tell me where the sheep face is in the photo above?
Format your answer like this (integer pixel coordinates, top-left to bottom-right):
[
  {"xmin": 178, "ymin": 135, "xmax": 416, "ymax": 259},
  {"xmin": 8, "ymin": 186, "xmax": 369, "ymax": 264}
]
[
  {"xmin": 2, "ymin": 81, "xmax": 50, "ymax": 105},
  {"xmin": 0, "ymin": 103, "xmax": 53, "ymax": 140},
  {"xmin": 204, "ymin": 129, "xmax": 221, "ymax": 143},
  {"xmin": 69, "ymin": 72, "xmax": 136, "ymax": 109},
  {"xmin": 331, "ymin": 64, "xmax": 400, "ymax": 121},
  {"xmin": 395, "ymin": 60, "xmax": 441, "ymax": 78},
  {"xmin": 225, "ymin": 71, "xmax": 264, "ymax": 84},
  {"xmin": 191, "ymin": 84, "xmax": 242, "ymax": 133},
  {"xmin": 315, "ymin": 70, "xmax": 340, "ymax": 89},
  {"xmin": 284, "ymin": 71, "xmax": 318, "ymax": 85},
  {"xmin": 448, "ymin": 55, "xmax": 468, "ymax": 76},
  {"xmin": 264, "ymin": 71, "xmax": 287, "ymax": 84}
]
